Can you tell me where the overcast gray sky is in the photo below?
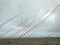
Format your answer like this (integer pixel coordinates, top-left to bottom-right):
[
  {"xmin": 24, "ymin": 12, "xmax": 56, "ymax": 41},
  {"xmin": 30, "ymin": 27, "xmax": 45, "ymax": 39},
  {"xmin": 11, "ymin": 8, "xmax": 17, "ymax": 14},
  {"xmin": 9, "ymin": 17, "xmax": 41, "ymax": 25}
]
[{"xmin": 0, "ymin": 0, "xmax": 60, "ymax": 38}]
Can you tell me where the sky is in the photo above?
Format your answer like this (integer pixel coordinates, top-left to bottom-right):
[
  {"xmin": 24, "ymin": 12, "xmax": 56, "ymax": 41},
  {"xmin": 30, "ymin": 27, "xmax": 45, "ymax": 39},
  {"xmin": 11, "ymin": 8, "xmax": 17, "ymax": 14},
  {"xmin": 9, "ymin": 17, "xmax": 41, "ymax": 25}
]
[{"xmin": 0, "ymin": 0, "xmax": 60, "ymax": 38}]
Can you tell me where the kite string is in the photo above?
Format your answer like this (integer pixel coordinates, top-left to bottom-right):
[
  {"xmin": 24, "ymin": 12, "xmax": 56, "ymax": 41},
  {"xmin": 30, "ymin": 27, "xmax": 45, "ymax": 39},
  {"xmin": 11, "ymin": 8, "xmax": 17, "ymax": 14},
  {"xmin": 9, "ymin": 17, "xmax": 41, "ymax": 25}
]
[{"xmin": 19, "ymin": 5, "xmax": 60, "ymax": 38}]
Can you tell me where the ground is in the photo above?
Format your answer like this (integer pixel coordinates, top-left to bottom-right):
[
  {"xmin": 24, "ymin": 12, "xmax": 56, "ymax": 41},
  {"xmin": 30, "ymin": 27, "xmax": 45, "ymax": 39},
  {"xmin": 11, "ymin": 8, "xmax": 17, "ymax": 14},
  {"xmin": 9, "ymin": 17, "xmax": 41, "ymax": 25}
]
[{"xmin": 0, "ymin": 37, "xmax": 60, "ymax": 45}]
